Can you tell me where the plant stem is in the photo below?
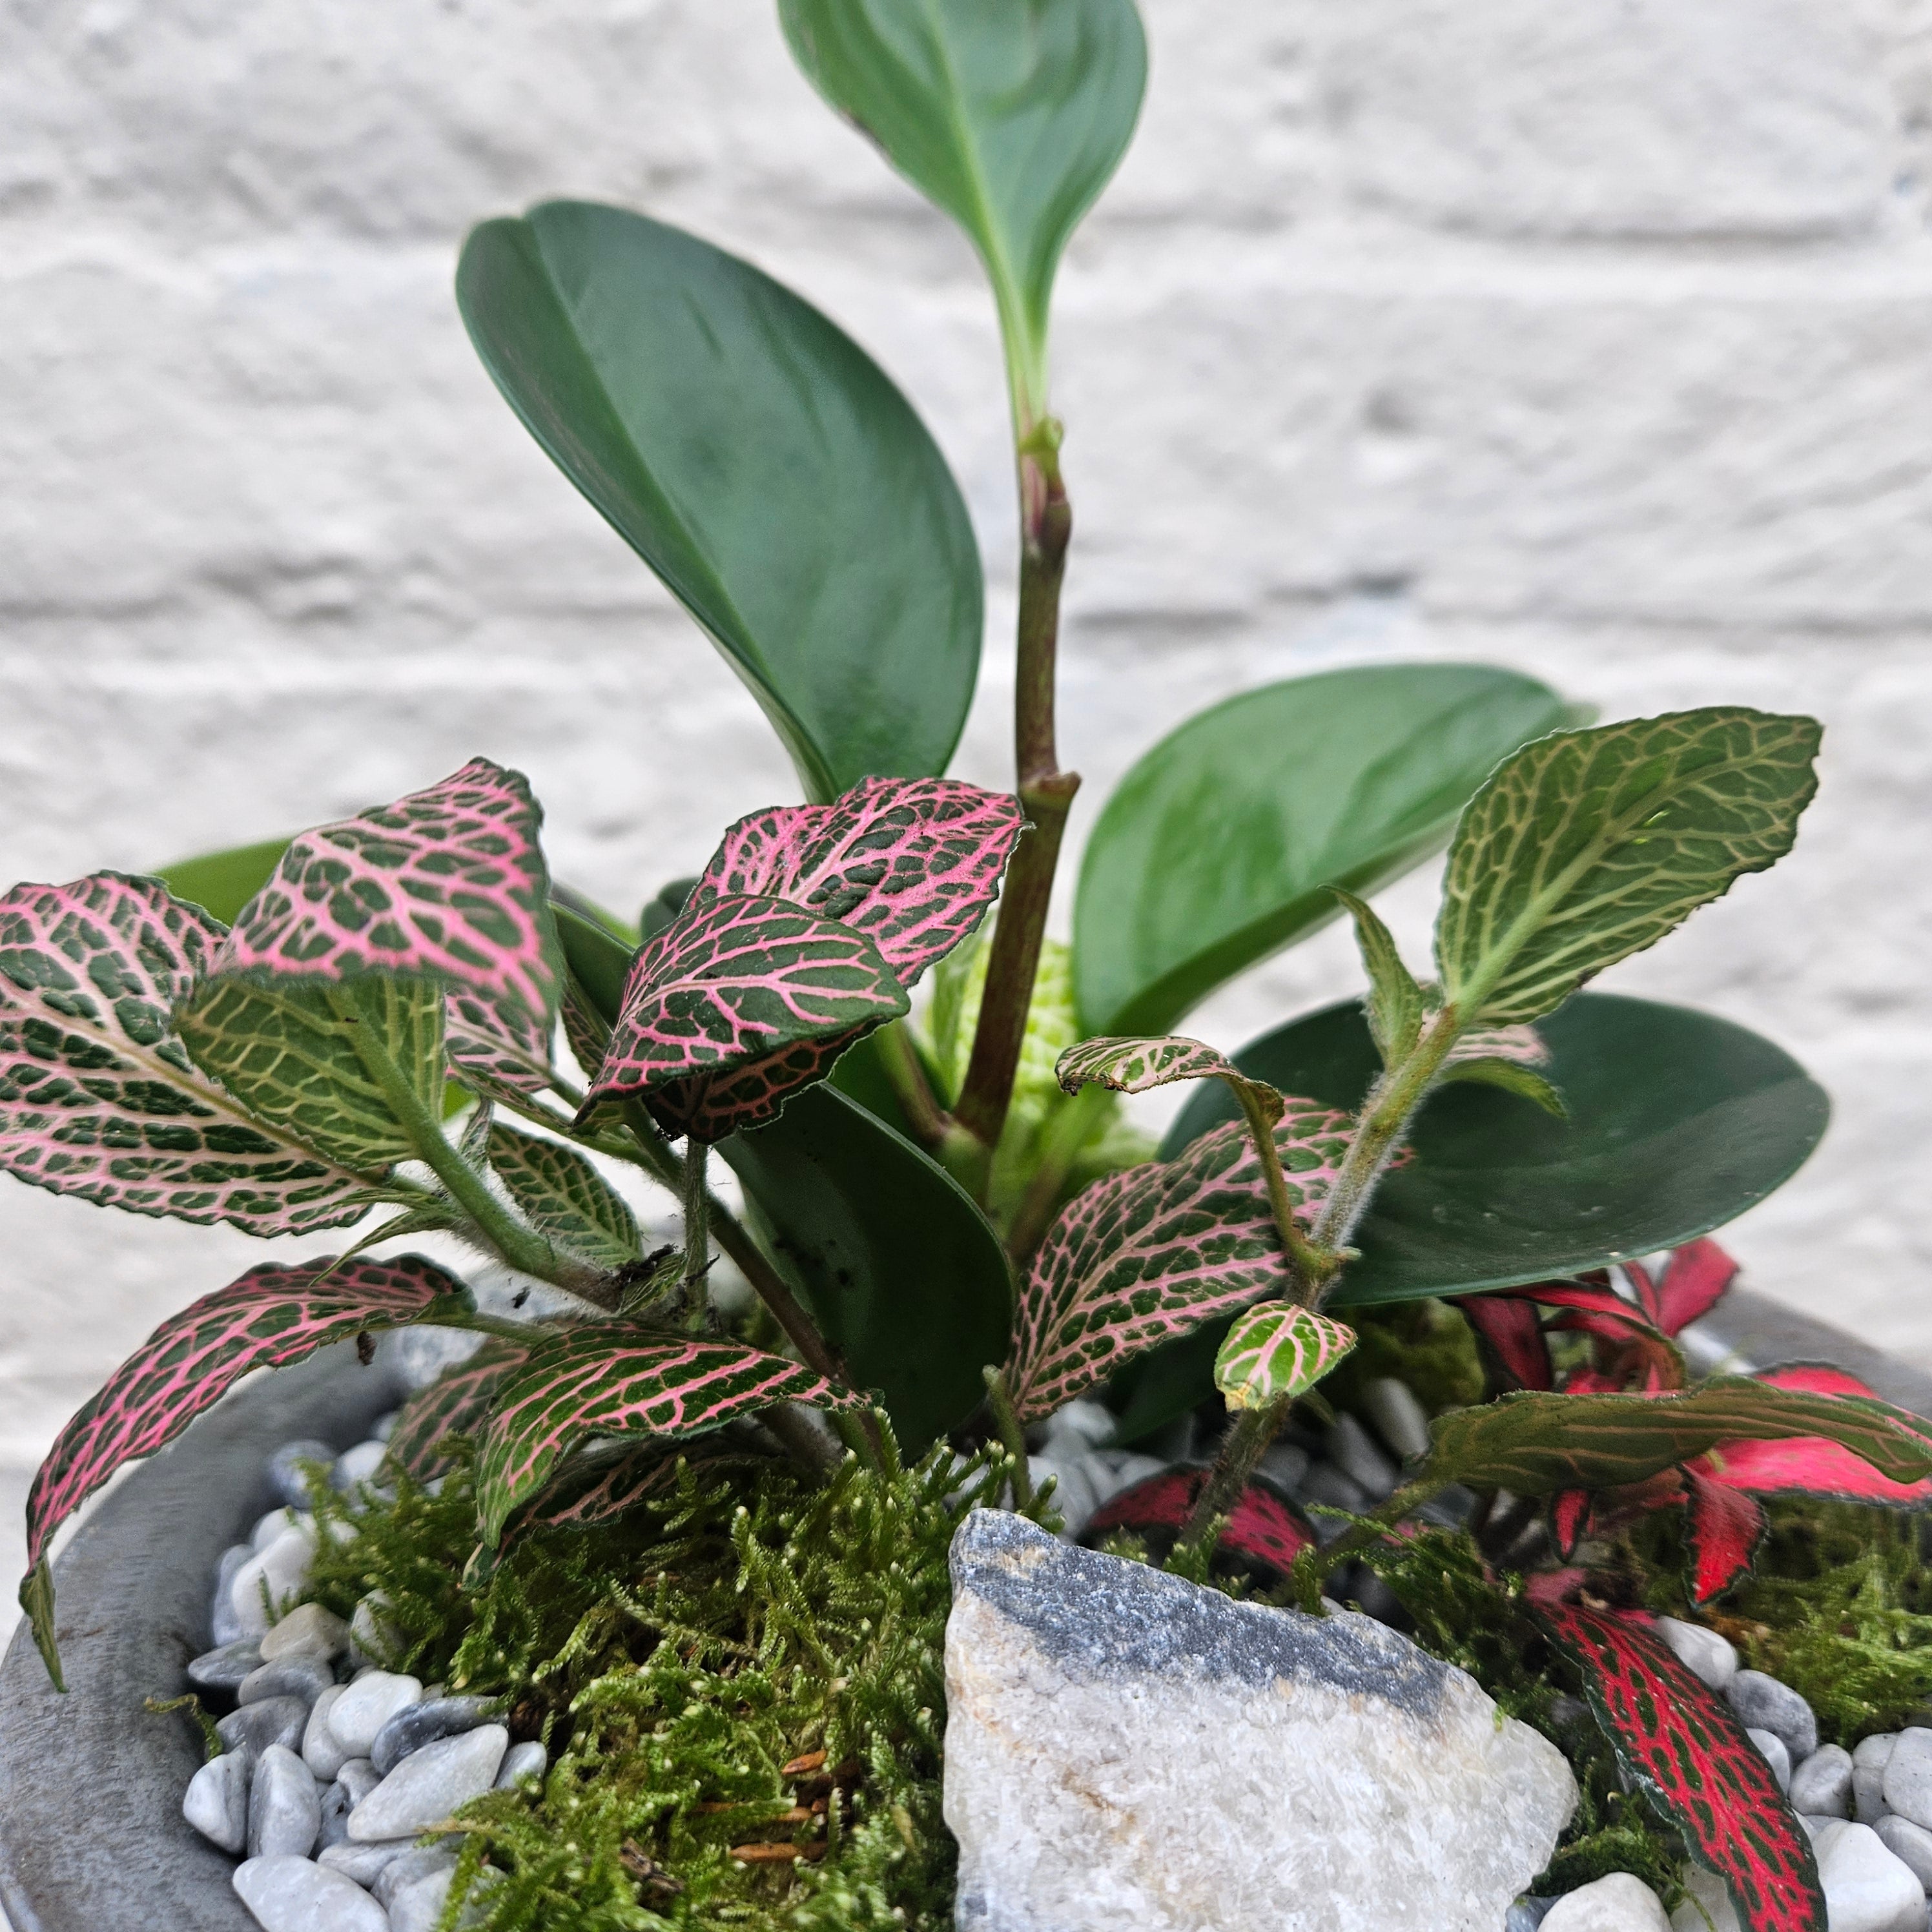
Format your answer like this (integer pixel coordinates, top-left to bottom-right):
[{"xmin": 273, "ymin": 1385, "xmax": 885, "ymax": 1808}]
[
  {"xmin": 1228, "ymin": 1080, "xmax": 1337, "ymax": 1305},
  {"xmin": 1179, "ymin": 1390, "xmax": 1293, "ymax": 1550},
  {"xmin": 682, "ymin": 1136, "xmax": 710, "ymax": 1302},
  {"xmin": 983, "ymin": 1365, "xmax": 1034, "ymax": 1510},
  {"xmin": 873, "ymin": 1020, "xmax": 953, "ymax": 1151},
  {"xmin": 952, "ymin": 429, "xmax": 1077, "ymax": 1184},
  {"xmin": 1293, "ymin": 1477, "xmax": 1448, "ymax": 1611},
  {"xmin": 1003, "ymin": 1084, "xmax": 1109, "ymax": 1263}
]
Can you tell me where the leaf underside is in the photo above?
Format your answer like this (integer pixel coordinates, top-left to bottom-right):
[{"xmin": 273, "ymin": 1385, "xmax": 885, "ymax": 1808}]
[
  {"xmin": 1539, "ymin": 1605, "xmax": 1824, "ymax": 1932},
  {"xmin": 0, "ymin": 873, "xmax": 369, "ymax": 1234},
  {"xmin": 384, "ymin": 1338, "xmax": 529, "ymax": 1485},
  {"xmin": 1006, "ymin": 1101, "xmax": 1356, "ymax": 1423}
]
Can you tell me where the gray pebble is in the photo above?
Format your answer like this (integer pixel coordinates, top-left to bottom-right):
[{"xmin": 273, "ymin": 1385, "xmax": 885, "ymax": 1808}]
[
  {"xmin": 1728, "ymin": 1670, "xmax": 1818, "ymax": 1762},
  {"xmin": 329, "ymin": 1670, "xmax": 424, "ymax": 1756},
  {"xmin": 318, "ymin": 1836, "xmax": 420, "ymax": 1885},
  {"xmin": 1505, "ymin": 1902, "xmax": 1557, "ymax": 1932},
  {"xmin": 348, "ymin": 1724, "xmax": 508, "ymax": 1840},
  {"xmin": 1325, "ymin": 1413, "xmax": 1399, "ymax": 1501},
  {"xmin": 336, "ymin": 1758, "xmax": 382, "ymax": 1806},
  {"xmin": 1361, "ymin": 1377, "xmax": 1432, "ymax": 1463},
  {"xmin": 218, "ymin": 1696, "xmax": 308, "ymax": 1758},
  {"xmin": 1885, "ymin": 1729, "xmax": 1932, "ymax": 1831},
  {"xmin": 239, "ymin": 1656, "xmax": 335, "ymax": 1707},
  {"xmin": 267, "ymin": 1439, "xmax": 337, "ymax": 1510},
  {"xmin": 1876, "ymin": 1814, "xmax": 1932, "ymax": 1891},
  {"xmin": 1040, "ymin": 1401, "xmax": 1115, "ymax": 1452},
  {"xmin": 495, "ymin": 1740, "xmax": 546, "ymax": 1790},
  {"xmin": 370, "ymin": 1410, "xmax": 400, "ymax": 1443},
  {"xmin": 261, "ymin": 1602, "xmax": 349, "ymax": 1665},
  {"xmin": 1858, "ymin": 1734, "xmax": 1899, "ymax": 1824},
  {"xmin": 187, "ymin": 1638, "xmax": 264, "ymax": 1695},
  {"xmin": 183, "ymin": 1751, "xmax": 252, "ymax": 1853},
  {"xmin": 1654, "ymin": 1616, "xmax": 1738, "ymax": 1692},
  {"xmin": 1749, "ymin": 1727, "xmax": 1793, "ymax": 1793},
  {"xmin": 304, "ymin": 1685, "xmax": 352, "ymax": 1782},
  {"xmin": 1256, "ymin": 1443, "xmax": 1310, "ymax": 1495},
  {"xmin": 247, "ymin": 1744, "xmax": 320, "ymax": 1859},
  {"xmin": 210, "ymin": 1544, "xmax": 254, "ymax": 1647},
  {"xmin": 373, "ymin": 1841, "xmax": 459, "ymax": 1908},
  {"xmin": 316, "ymin": 1774, "xmax": 355, "ymax": 1854},
  {"xmin": 1792, "ymin": 1743, "xmax": 1855, "ymax": 1820},
  {"xmin": 371, "ymin": 1695, "xmax": 502, "ymax": 1775},
  {"xmin": 1300, "ymin": 1461, "xmax": 1370, "ymax": 1514},
  {"xmin": 233, "ymin": 1856, "xmax": 389, "ymax": 1932}
]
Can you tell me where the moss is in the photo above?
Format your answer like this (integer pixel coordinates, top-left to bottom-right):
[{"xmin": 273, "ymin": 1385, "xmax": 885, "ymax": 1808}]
[
  {"xmin": 303, "ymin": 1434, "xmax": 1027, "ymax": 1932},
  {"xmin": 1321, "ymin": 1299, "xmax": 1487, "ymax": 1419}
]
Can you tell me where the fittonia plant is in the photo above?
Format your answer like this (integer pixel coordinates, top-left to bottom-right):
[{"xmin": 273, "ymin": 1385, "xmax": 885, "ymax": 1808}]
[{"xmin": 5, "ymin": 8, "xmax": 1924, "ymax": 1929}]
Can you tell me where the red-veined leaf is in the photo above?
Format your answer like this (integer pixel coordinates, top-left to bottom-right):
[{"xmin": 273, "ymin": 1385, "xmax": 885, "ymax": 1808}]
[
  {"xmin": 1054, "ymin": 1034, "xmax": 1285, "ymax": 1122},
  {"xmin": 1630, "ymin": 1237, "xmax": 1738, "ymax": 1336},
  {"xmin": 217, "ymin": 759, "xmax": 562, "ymax": 1096},
  {"xmin": 475, "ymin": 1328, "xmax": 864, "ymax": 1549},
  {"xmin": 1424, "ymin": 1379, "xmax": 1932, "ymax": 1495},
  {"xmin": 1552, "ymin": 1489, "xmax": 1591, "ymax": 1555},
  {"xmin": 1453, "ymin": 1291, "xmax": 1554, "ymax": 1392},
  {"xmin": 21, "ymin": 1253, "xmax": 469, "ymax": 1683},
  {"xmin": 1538, "ymin": 1603, "xmax": 1824, "ymax": 1931},
  {"xmin": 1005, "ymin": 1102, "xmax": 1357, "ymax": 1423},
  {"xmin": 1698, "ymin": 1368, "xmax": 1932, "ymax": 1508},
  {"xmin": 0, "ymin": 873, "xmax": 372, "ymax": 1233},
  {"xmin": 639, "ymin": 1026, "xmax": 868, "ymax": 1144},
  {"xmin": 585, "ymin": 894, "xmax": 909, "ymax": 1141},
  {"xmin": 689, "ymin": 777, "xmax": 1024, "ymax": 985},
  {"xmin": 385, "ymin": 1337, "xmax": 528, "ymax": 1483},
  {"xmin": 1084, "ymin": 1468, "xmax": 1314, "ymax": 1575},
  {"xmin": 1683, "ymin": 1465, "xmax": 1767, "ymax": 1602},
  {"xmin": 1213, "ymin": 1305, "xmax": 1357, "ymax": 1410}
]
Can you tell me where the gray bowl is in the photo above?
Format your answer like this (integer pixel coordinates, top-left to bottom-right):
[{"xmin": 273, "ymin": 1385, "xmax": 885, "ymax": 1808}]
[
  {"xmin": 0, "ymin": 1342, "xmax": 406, "ymax": 1932},
  {"xmin": 1, "ymin": 1294, "xmax": 1928, "ymax": 1931}
]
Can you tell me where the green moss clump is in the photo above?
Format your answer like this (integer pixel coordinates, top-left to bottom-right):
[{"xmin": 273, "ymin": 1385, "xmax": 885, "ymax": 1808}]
[
  {"xmin": 303, "ymin": 1435, "xmax": 1020, "ymax": 1932},
  {"xmin": 1320, "ymin": 1299, "xmax": 1486, "ymax": 1419}
]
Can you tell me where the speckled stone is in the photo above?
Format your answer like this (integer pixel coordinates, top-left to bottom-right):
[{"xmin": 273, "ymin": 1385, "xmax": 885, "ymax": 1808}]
[
  {"xmin": 1884, "ymin": 1727, "xmax": 1932, "ymax": 1831},
  {"xmin": 348, "ymin": 1723, "xmax": 509, "ymax": 1840},
  {"xmin": 1857, "ymin": 1734, "xmax": 1898, "ymax": 1823},
  {"xmin": 233, "ymin": 1854, "xmax": 390, "ymax": 1932},
  {"xmin": 942, "ymin": 1510, "xmax": 1576, "ymax": 1932},
  {"xmin": 1873, "ymin": 1813, "xmax": 1932, "ymax": 1890}
]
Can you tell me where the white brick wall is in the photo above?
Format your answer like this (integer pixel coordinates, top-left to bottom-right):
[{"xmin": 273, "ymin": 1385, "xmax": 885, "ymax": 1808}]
[{"xmin": 2, "ymin": 0, "xmax": 1930, "ymax": 1636}]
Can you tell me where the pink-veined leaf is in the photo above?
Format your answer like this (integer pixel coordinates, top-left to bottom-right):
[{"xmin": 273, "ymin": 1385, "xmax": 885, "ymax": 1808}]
[
  {"xmin": 1446, "ymin": 1023, "xmax": 1550, "ymax": 1068},
  {"xmin": 384, "ymin": 1337, "xmax": 528, "ymax": 1483},
  {"xmin": 1683, "ymin": 1464, "xmax": 1768, "ymax": 1602},
  {"xmin": 689, "ymin": 777, "xmax": 1025, "ymax": 985},
  {"xmin": 1005, "ymin": 1102, "xmax": 1358, "ymax": 1423},
  {"xmin": 508, "ymin": 1443, "xmax": 761, "ymax": 1537},
  {"xmin": 1085, "ymin": 1468, "xmax": 1315, "ymax": 1575},
  {"xmin": 217, "ymin": 759, "xmax": 562, "ymax": 1096},
  {"xmin": 1438, "ymin": 1021, "xmax": 1565, "ymax": 1114},
  {"xmin": 1538, "ymin": 1603, "xmax": 1825, "ymax": 1931},
  {"xmin": 21, "ymin": 1253, "xmax": 470, "ymax": 1685},
  {"xmin": 585, "ymin": 894, "xmax": 909, "ymax": 1141},
  {"xmin": 1629, "ymin": 1238, "xmax": 1740, "ymax": 1337},
  {"xmin": 1214, "ymin": 1305, "xmax": 1357, "ymax": 1411},
  {"xmin": 0, "ymin": 873, "xmax": 373, "ymax": 1233},
  {"xmin": 475, "ymin": 1328, "xmax": 865, "ymax": 1550},
  {"xmin": 1054, "ymin": 1034, "xmax": 1285, "ymax": 1124},
  {"xmin": 1453, "ymin": 1291, "xmax": 1554, "ymax": 1392}
]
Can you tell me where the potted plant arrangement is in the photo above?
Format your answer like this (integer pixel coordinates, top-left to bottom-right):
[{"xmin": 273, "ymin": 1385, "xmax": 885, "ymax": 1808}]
[{"xmin": 5, "ymin": 6, "xmax": 1932, "ymax": 1932}]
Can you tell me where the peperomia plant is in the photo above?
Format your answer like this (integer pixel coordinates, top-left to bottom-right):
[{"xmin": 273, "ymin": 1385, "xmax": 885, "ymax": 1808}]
[{"xmin": 3, "ymin": 10, "xmax": 1900, "ymax": 1928}]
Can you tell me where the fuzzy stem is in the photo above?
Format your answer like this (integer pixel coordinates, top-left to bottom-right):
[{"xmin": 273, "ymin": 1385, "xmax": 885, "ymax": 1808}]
[
  {"xmin": 983, "ymin": 1365, "xmax": 1034, "ymax": 1510},
  {"xmin": 1179, "ymin": 1391, "xmax": 1291, "ymax": 1550},
  {"xmin": 1294, "ymin": 1477, "xmax": 1448, "ymax": 1610},
  {"xmin": 681, "ymin": 1136, "xmax": 710, "ymax": 1301},
  {"xmin": 952, "ymin": 431, "xmax": 1076, "ymax": 1182},
  {"xmin": 872, "ymin": 1020, "xmax": 953, "ymax": 1151}
]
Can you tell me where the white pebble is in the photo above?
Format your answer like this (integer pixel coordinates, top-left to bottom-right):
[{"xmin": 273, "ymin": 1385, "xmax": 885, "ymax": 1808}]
[
  {"xmin": 1749, "ymin": 1727, "xmax": 1792, "ymax": 1794},
  {"xmin": 349, "ymin": 1592, "xmax": 402, "ymax": 1666},
  {"xmin": 1874, "ymin": 1813, "xmax": 1932, "ymax": 1891},
  {"xmin": 1653, "ymin": 1616, "xmax": 1738, "ymax": 1691},
  {"xmin": 318, "ymin": 1836, "xmax": 421, "ymax": 1886},
  {"xmin": 329, "ymin": 1670, "xmax": 423, "ymax": 1758},
  {"xmin": 373, "ymin": 1842, "xmax": 458, "ymax": 1908},
  {"xmin": 304, "ymin": 1685, "xmax": 352, "ymax": 1783},
  {"xmin": 1856, "ymin": 1732, "xmax": 1898, "ymax": 1823},
  {"xmin": 333, "ymin": 1441, "xmax": 389, "ymax": 1492},
  {"xmin": 262, "ymin": 1601, "xmax": 349, "ymax": 1665},
  {"xmin": 1041, "ymin": 1401, "xmax": 1115, "ymax": 1452},
  {"xmin": 348, "ymin": 1724, "xmax": 508, "ymax": 1840},
  {"xmin": 495, "ymin": 1740, "xmax": 546, "ymax": 1790},
  {"xmin": 252, "ymin": 1507, "xmax": 307, "ymax": 1552},
  {"xmin": 211, "ymin": 1545, "xmax": 254, "ymax": 1647},
  {"xmin": 1883, "ymin": 1727, "xmax": 1932, "ymax": 1831},
  {"xmin": 233, "ymin": 1855, "xmax": 390, "ymax": 1932},
  {"xmin": 1809, "ymin": 1818, "xmax": 1927, "ymax": 1932},
  {"xmin": 1791, "ymin": 1743, "xmax": 1854, "ymax": 1820},
  {"xmin": 229, "ymin": 1525, "xmax": 318, "ymax": 1637},
  {"xmin": 388, "ymin": 1868, "xmax": 456, "ymax": 1932},
  {"xmin": 183, "ymin": 1751, "xmax": 251, "ymax": 1854},
  {"xmin": 247, "ymin": 1744, "xmax": 320, "ymax": 1859},
  {"xmin": 1361, "ymin": 1377, "xmax": 1433, "ymax": 1463},
  {"xmin": 337, "ymin": 1758, "xmax": 382, "ymax": 1805},
  {"xmin": 1541, "ymin": 1871, "xmax": 1670, "ymax": 1932}
]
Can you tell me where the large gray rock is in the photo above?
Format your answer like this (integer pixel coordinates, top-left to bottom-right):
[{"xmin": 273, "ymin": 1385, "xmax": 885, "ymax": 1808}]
[{"xmin": 942, "ymin": 1511, "xmax": 1576, "ymax": 1932}]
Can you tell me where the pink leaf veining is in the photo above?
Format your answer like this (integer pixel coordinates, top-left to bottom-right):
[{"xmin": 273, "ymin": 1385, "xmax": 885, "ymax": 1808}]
[
  {"xmin": 475, "ymin": 1328, "xmax": 864, "ymax": 1548},
  {"xmin": 586, "ymin": 894, "xmax": 909, "ymax": 1141},
  {"xmin": 218, "ymin": 759, "xmax": 561, "ymax": 1094},
  {"xmin": 509, "ymin": 1443, "xmax": 759, "ymax": 1537},
  {"xmin": 27, "ymin": 1253, "xmax": 468, "ymax": 1572},
  {"xmin": 690, "ymin": 777, "xmax": 1025, "ymax": 985},
  {"xmin": 1085, "ymin": 1467, "xmax": 1314, "ymax": 1575},
  {"xmin": 385, "ymin": 1337, "xmax": 528, "ymax": 1483},
  {"xmin": 1005, "ymin": 1101, "xmax": 1358, "ymax": 1423},
  {"xmin": 0, "ymin": 872, "xmax": 370, "ymax": 1233}
]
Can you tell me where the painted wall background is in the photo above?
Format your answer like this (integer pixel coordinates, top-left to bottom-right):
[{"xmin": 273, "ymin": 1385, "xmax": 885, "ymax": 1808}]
[{"xmin": 2, "ymin": 0, "xmax": 1930, "ymax": 1642}]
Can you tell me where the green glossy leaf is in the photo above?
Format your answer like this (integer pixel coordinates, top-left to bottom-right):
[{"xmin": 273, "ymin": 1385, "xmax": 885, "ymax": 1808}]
[
  {"xmin": 486, "ymin": 1122, "xmax": 642, "ymax": 1271},
  {"xmin": 779, "ymin": 0, "xmax": 1147, "ymax": 422},
  {"xmin": 1214, "ymin": 1306, "xmax": 1357, "ymax": 1412},
  {"xmin": 719, "ymin": 1080, "xmax": 1012, "ymax": 1450},
  {"xmin": 1074, "ymin": 665, "xmax": 1577, "ymax": 1038},
  {"xmin": 1437, "ymin": 708, "xmax": 1822, "ymax": 1025},
  {"xmin": 178, "ymin": 974, "xmax": 445, "ymax": 1174},
  {"xmin": 458, "ymin": 202, "xmax": 981, "ymax": 802},
  {"xmin": 1425, "ymin": 1379, "xmax": 1932, "ymax": 1496},
  {"xmin": 1113, "ymin": 992, "xmax": 1830, "ymax": 1445},
  {"xmin": 157, "ymin": 838, "xmax": 291, "ymax": 926}
]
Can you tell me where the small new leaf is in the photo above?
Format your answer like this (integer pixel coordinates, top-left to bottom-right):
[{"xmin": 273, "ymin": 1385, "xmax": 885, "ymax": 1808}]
[
  {"xmin": 1214, "ymin": 1305, "xmax": 1358, "ymax": 1412},
  {"xmin": 1436, "ymin": 708, "xmax": 1822, "ymax": 1025},
  {"xmin": 1436, "ymin": 1056, "xmax": 1567, "ymax": 1118},
  {"xmin": 486, "ymin": 1123, "xmax": 641, "ymax": 1271},
  {"xmin": 1056, "ymin": 1034, "xmax": 1286, "ymax": 1125},
  {"xmin": 1332, "ymin": 889, "xmax": 1424, "ymax": 1065}
]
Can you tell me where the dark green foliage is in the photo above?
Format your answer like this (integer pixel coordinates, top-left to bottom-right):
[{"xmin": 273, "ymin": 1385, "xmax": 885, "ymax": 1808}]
[{"xmin": 303, "ymin": 1432, "xmax": 1026, "ymax": 1932}]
